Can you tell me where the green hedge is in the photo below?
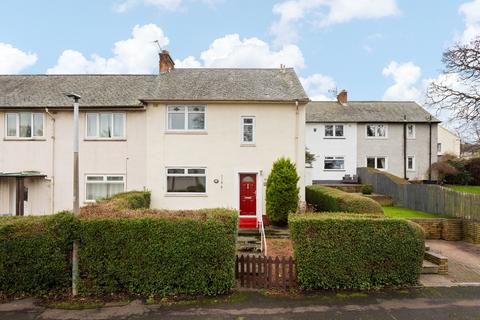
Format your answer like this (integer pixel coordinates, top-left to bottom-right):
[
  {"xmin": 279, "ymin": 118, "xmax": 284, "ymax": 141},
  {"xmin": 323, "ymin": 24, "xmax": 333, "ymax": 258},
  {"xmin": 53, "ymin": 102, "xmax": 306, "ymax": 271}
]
[
  {"xmin": 103, "ymin": 191, "xmax": 151, "ymax": 210},
  {"xmin": 306, "ymin": 185, "xmax": 384, "ymax": 214},
  {"xmin": 290, "ymin": 213, "xmax": 424, "ymax": 290},
  {"xmin": 0, "ymin": 213, "xmax": 75, "ymax": 295},
  {"xmin": 77, "ymin": 208, "xmax": 238, "ymax": 296}
]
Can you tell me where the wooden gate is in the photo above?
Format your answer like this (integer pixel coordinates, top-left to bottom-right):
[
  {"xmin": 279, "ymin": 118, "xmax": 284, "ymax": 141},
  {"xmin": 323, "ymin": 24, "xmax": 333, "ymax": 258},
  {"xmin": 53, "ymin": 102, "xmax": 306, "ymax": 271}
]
[{"xmin": 235, "ymin": 254, "xmax": 297, "ymax": 289}]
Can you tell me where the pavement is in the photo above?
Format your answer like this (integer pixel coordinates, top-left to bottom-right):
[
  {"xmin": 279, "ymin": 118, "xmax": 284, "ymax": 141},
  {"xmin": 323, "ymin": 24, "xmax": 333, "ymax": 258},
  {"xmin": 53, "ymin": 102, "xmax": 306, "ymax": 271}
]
[
  {"xmin": 1, "ymin": 287, "xmax": 480, "ymax": 320},
  {"xmin": 421, "ymin": 240, "xmax": 480, "ymax": 287}
]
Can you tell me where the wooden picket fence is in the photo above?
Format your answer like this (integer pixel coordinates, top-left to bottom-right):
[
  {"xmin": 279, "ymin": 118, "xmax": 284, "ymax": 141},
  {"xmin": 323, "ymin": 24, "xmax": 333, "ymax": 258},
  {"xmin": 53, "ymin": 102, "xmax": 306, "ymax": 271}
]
[{"xmin": 235, "ymin": 254, "xmax": 297, "ymax": 289}]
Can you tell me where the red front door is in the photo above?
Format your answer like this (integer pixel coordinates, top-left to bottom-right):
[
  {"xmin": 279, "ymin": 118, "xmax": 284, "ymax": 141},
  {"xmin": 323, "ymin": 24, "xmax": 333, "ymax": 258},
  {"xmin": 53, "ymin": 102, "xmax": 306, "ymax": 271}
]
[{"xmin": 239, "ymin": 173, "xmax": 256, "ymax": 216}]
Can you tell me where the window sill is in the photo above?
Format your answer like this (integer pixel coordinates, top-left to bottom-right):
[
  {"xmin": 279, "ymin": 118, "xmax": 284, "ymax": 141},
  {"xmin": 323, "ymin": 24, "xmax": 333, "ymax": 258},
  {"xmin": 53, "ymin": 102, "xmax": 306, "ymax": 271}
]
[
  {"xmin": 4, "ymin": 138, "xmax": 46, "ymax": 141},
  {"xmin": 164, "ymin": 193, "xmax": 208, "ymax": 197},
  {"xmin": 165, "ymin": 130, "xmax": 208, "ymax": 135},
  {"xmin": 365, "ymin": 137, "xmax": 388, "ymax": 139},
  {"xmin": 323, "ymin": 137, "xmax": 345, "ymax": 139},
  {"xmin": 323, "ymin": 169, "xmax": 346, "ymax": 172},
  {"xmin": 84, "ymin": 138, "xmax": 127, "ymax": 141},
  {"xmin": 240, "ymin": 143, "xmax": 256, "ymax": 147}
]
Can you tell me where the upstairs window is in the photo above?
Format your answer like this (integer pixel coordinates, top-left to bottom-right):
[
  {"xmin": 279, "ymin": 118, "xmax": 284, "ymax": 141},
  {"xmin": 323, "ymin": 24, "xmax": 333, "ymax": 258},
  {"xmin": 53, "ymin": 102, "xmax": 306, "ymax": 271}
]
[
  {"xmin": 407, "ymin": 156, "xmax": 415, "ymax": 171},
  {"xmin": 437, "ymin": 143, "xmax": 442, "ymax": 153},
  {"xmin": 407, "ymin": 124, "xmax": 416, "ymax": 139},
  {"xmin": 241, "ymin": 116, "xmax": 255, "ymax": 144},
  {"xmin": 366, "ymin": 124, "xmax": 387, "ymax": 138},
  {"xmin": 5, "ymin": 112, "xmax": 44, "ymax": 139},
  {"xmin": 325, "ymin": 124, "xmax": 344, "ymax": 137},
  {"xmin": 86, "ymin": 113, "xmax": 125, "ymax": 139},
  {"xmin": 167, "ymin": 106, "xmax": 206, "ymax": 131},
  {"xmin": 166, "ymin": 167, "xmax": 206, "ymax": 193}
]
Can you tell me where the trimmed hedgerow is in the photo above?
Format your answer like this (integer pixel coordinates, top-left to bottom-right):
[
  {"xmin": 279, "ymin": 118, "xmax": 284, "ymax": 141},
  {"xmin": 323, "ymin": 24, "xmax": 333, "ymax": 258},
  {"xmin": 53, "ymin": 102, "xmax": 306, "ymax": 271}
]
[
  {"xmin": 305, "ymin": 185, "xmax": 383, "ymax": 215},
  {"xmin": 106, "ymin": 191, "xmax": 151, "ymax": 210},
  {"xmin": 77, "ymin": 208, "xmax": 238, "ymax": 296},
  {"xmin": 0, "ymin": 213, "xmax": 75, "ymax": 295},
  {"xmin": 290, "ymin": 213, "xmax": 424, "ymax": 290}
]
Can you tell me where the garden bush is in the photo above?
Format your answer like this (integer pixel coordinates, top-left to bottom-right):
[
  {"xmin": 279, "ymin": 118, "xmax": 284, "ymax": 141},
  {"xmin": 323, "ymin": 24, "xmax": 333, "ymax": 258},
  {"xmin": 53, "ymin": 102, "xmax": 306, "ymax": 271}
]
[
  {"xmin": 77, "ymin": 208, "xmax": 238, "ymax": 296},
  {"xmin": 266, "ymin": 158, "xmax": 300, "ymax": 226},
  {"xmin": 0, "ymin": 213, "xmax": 75, "ymax": 295},
  {"xmin": 81, "ymin": 191, "xmax": 151, "ymax": 217},
  {"xmin": 361, "ymin": 184, "xmax": 373, "ymax": 195},
  {"xmin": 305, "ymin": 185, "xmax": 383, "ymax": 214},
  {"xmin": 465, "ymin": 157, "xmax": 480, "ymax": 185},
  {"xmin": 290, "ymin": 213, "xmax": 424, "ymax": 290}
]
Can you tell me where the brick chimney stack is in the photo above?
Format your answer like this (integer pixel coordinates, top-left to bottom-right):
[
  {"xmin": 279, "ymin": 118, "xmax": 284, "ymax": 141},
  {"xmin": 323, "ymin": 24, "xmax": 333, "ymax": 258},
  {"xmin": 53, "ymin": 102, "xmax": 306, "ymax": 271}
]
[
  {"xmin": 337, "ymin": 89, "xmax": 348, "ymax": 106},
  {"xmin": 159, "ymin": 50, "xmax": 175, "ymax": 73}
]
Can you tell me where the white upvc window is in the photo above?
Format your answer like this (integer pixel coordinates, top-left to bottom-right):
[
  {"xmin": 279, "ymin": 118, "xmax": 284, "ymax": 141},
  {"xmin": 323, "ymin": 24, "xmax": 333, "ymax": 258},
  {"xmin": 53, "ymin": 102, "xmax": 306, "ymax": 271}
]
[
  {"xmin": 366, "ymin": 156, "xmax": 388, "ymax": 170},
  {"xmin": 407, "ymin": 124, "xmax": 416, "ymax": 139},
  {"xmin": 407, "ymin": 155, "xmax": 415, "ymax": 171},
  {"xmin": 241, "ymin": 116, "xmax": 255, "ymax": 144},
  {"xmin": 324, "ymin": 156, "xmax": 345, "ymax": 171},
  {"xmin": 5, "ymin": 112, "xmax": 44, "ymax": 139},
  {"xmin": 324, "ymin": 124, "xmax": 344, "ymax": 138},
  {"xmin": 85, "ymin": 112, "xmax": 125, "ymax": 139},
  {"xmin": 85, "ymin": 175, "xmax": 125, "ymax": 202},
  {"xmin": 167, "ymin": 105, "xmax": 206, "ymax": 131},
  {"xmin": 366, "ymin": 124, "xmax": 387, "ymax": 138},
  {"xmin": 437, "ymin": 143, "xmax": 442, "ymax": 153},
  {"xmin": 166, "ymin": 167, "xmax": 206, "ymax": 194}
]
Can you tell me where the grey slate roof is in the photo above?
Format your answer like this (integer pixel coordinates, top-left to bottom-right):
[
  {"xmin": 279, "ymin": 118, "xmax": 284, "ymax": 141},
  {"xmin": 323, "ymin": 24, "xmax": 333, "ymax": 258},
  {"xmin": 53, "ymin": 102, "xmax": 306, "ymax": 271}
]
[
  {"xmin": 306, "ymin": 101, "xmax": 440, "ymax": 123},
  {"xmin": 0, "ymin": 68, "xmax": 308, "ymax": 108}
]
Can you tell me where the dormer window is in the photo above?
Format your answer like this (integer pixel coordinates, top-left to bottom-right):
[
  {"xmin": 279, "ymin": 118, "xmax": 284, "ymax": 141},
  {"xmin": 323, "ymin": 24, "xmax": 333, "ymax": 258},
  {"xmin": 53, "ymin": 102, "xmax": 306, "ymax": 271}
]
[{"xmin": 167, "ymin": 106, "xmax": 206, "ymax": 131}]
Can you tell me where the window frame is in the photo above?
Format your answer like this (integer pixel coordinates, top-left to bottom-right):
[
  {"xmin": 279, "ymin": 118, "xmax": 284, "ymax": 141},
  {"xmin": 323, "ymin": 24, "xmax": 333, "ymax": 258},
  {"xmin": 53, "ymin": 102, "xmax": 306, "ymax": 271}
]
[
  {"xmin": 4, "ymin": 112, "xmax": 45, "ymax": 140},
  {"xmin": 84, "ymin": 174, "xmax": 125, "ymax": 202},
  {"xmin": 324, "ymin": 124, "xmax": 344, "ymax": 138},
  {"xmin": 365, "ymin": 124, "xmax": 388, "ymax": 139},
  {"xmin": 240, "ymin": 116, "xmax": 256, "ymax": 145},
  {"xmin": 85, "ymin": 112, "xmax": 126, "ymax": 140},
  {"xmin": 165, "ymin": 166, "xmax": 207, "ymax": 195},
  {"xmin": 437, "ymin": 143, "xmax": 442, "ymax": 153},
  {"xmin": 366, "ymin": 156, "xmax": 388, "ymax": 170},
  {"xmin": 407, "ymin": 155, "xmax": 415, "ymax": 171},
  {"xmin": 406, "ymin": 124, "xmax": 416, "ymax": 139},
  {"xmin": 166, "ymin": 105, "xmax": 207, "ymax": 132},
  {"xmin": 323, "ymin": 156, "xmax": 346, "ymax": 171}
]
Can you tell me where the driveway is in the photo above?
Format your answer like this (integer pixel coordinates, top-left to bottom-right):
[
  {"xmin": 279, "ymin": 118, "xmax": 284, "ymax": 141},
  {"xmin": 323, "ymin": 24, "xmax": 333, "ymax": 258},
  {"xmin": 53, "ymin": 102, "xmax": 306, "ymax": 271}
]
[
  {"xmin": 1, "ymin": 287, "xmax": 480, "ymax": 320},
  {"xmin": 422, "ymin": 240, "xmax": 480, "ymax": 286}
]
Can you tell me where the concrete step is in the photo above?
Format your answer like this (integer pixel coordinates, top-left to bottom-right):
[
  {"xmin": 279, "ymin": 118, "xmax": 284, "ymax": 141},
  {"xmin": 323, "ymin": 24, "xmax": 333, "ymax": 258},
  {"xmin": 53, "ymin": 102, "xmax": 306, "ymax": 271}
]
[{"xmin": 422, "ymin": 260, "xmax": 439, "ymax": 274}]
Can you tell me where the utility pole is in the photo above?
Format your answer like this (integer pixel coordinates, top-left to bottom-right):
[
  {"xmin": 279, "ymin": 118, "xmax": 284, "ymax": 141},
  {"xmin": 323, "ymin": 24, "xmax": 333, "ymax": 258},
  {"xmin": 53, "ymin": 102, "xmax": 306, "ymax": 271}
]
[{"xmin": 66, "ymin": 93, "xmax": 81, "ymax": 296}]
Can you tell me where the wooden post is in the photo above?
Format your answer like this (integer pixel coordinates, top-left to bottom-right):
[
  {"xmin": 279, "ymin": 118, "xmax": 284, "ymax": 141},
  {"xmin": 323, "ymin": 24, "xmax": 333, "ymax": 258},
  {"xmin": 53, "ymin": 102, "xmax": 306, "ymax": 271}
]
[{"xmin": 15, "ymin": 177, "xmax": 25, "ymax": 216}]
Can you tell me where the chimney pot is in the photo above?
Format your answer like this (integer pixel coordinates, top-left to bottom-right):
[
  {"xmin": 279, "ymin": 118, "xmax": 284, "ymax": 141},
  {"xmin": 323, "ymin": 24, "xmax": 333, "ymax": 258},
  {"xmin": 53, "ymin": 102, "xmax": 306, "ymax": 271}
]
[
  {"xmin": 159, "ymin": 50, "xmax": 175, "ymax": 73},
  {"xmin": 337, "ymin": 89, "xmax": 348, "ymax": 105}
]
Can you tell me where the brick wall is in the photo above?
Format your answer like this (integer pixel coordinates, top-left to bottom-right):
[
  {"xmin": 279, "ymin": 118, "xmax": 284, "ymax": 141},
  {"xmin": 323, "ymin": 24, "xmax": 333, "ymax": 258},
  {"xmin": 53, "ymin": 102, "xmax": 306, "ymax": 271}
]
[
  {"xmin": 463, "ymin": 221, "xmax": 480, "ymax": 244},
  {"xmin": 409, "ymin": 218, "xmax": 463, "ymax": 241}
]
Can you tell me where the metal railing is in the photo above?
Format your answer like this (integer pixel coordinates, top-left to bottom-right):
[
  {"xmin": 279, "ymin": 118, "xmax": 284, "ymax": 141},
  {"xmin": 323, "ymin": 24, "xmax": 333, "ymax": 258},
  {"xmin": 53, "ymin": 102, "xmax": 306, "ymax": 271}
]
[{"xmin": 258, "ymin": 218, "xmax": 268, "ymax": 256}]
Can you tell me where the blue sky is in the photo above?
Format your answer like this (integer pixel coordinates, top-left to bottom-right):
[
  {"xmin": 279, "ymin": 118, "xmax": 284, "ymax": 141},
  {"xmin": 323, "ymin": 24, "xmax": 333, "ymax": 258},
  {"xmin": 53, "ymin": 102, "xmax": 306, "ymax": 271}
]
[{"xmin": 0, "ymin": 0, "xmax": 478, "ymax": 103}]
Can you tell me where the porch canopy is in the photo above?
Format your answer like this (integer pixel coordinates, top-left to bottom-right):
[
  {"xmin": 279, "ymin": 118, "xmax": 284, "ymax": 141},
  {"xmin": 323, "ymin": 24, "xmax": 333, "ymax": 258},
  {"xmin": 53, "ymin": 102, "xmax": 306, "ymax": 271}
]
[{"xmin": 0, "ymin": 171, "xmax": 47, "ymax": 216}]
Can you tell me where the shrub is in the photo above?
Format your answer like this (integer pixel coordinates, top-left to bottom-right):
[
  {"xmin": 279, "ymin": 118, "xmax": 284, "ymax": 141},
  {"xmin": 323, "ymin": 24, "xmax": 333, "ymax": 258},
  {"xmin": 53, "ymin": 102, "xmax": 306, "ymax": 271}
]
[
  {"xmin": 305, "ymin": 185, "xmax": 383, "ymax": 215},
  {"xmin": 290, "ymin": 213, "xmax": 424, "ymax": 290},
  {"xmin": 0, "ymin": 213, "xmax": 75, "ymax": 295},
  {"xmin": 81, "ymin": 191, "xmax": 151, "ymax": 217},
  {"xmin": 77, "ymin": 208, "xmax": 238, "ymax": 296},
  {"xmin": 266, "ymin": 158, "xmax": 300, "ymax": 226},
  {"xmin": 465, "ymin": 157, "xmax": 480, "ymax": 185},
  {"xmin": 361, "ymin": 184, "xmax": 373, "ymax": 195}
]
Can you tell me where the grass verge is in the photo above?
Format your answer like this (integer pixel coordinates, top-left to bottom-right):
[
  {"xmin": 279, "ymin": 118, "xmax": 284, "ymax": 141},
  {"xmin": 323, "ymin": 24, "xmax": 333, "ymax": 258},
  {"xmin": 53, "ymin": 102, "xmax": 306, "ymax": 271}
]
[
  {"xmin": 383, "ymin": 206, "xmax": 450, "ymax": 219},
  {"xmin": 445, "ymin": 185, "xmax": 480, "ymax": 195}
]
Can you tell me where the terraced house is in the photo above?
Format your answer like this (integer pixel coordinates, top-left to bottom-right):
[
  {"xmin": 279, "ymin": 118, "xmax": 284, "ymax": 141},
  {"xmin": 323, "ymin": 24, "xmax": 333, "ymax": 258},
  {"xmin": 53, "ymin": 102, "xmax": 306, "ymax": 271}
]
[
  {"xmin": 0, "ymin": 51, "xmax": 308, "ymax": 228},
  {"xmin": 306, "ymin": 91, "xmax": 440, "ymax": 183}
]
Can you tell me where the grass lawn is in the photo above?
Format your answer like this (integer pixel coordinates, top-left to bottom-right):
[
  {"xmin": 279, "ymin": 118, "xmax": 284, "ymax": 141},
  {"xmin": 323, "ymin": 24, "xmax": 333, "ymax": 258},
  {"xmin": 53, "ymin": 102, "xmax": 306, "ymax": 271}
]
[
  {"xmin": 383, "ymin": 206, "xmax": 448, "ymax": 219},
  {"xmin": 445, "ymin": 185, "xmax": 480, "ymax": 195}
]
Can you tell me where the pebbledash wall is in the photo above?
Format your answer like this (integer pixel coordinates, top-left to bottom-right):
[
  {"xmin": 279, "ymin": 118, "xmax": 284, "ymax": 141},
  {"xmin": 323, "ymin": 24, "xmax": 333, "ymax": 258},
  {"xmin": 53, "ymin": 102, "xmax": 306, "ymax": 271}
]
[{"xmin": 0, "ymin": 102, "xmax": 305, "ymax": 215}]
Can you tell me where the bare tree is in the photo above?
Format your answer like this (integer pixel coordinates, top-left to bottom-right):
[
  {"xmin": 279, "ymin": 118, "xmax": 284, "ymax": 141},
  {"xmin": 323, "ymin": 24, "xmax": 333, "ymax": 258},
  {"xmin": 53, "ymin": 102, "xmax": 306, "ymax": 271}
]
[{"xmin": 427, "ymin": 38, "xmax": 480, "ymax": 131}]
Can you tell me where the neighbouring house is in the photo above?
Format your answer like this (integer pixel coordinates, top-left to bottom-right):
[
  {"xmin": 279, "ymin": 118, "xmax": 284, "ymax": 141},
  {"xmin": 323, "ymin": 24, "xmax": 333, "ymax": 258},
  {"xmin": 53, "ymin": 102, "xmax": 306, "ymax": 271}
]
[
  {"xmin": 0, "ymin": 51, "xmax": 309, "ymax": 229},
  {"xmin": 437, "ymin": 125, "xmax": 461, "ymax": 160},
  {"xmin": 306, "ymin": 90, "xmax": 440, "ymax": 183}
]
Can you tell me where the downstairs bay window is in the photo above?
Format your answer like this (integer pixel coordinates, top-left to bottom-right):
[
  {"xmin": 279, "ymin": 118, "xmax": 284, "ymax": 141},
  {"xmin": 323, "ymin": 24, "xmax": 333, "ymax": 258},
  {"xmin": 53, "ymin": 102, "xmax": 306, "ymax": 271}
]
[
  {"xmin": 85, "ymin": 175, "xmax": 125, "ymax": 202},
  {"xmin": 166, "ymin": 167, "xmax": 206, "ymax": 193}
]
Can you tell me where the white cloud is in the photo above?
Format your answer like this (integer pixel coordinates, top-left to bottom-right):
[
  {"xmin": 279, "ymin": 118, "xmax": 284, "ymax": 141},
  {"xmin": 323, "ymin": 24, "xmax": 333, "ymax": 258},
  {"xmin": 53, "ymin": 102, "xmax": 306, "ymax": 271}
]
[
  {"xmin": 271, "ymin": 0, "xmax": 399, "ymax": 46},
  {"xmin": 459, "ymin": 0, "xmax": 480, "ymax": 43},
  {"xmin": 382, "ymin": 61, "xmax": 422, "ymax": 101},
  {"xmin": 300, "ymin": 73, "xmax": 336, "ymax": 100},
  {"xmin": 47, "ymin": 24, "xmax": 169, "ymax": 74},
  {"xmin": 174, "ymin": 34, "xmax": 305, "ymax": 69},
  {"xmin": 0, "ymin": 43, "xmax": 37, "ymax": 74}
]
